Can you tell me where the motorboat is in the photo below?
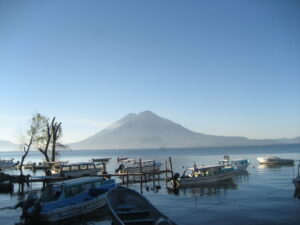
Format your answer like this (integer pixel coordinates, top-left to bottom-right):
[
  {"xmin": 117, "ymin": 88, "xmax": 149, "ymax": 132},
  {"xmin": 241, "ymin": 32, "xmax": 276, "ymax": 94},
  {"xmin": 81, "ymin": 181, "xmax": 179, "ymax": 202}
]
[
  {"xmin": 107, "ymin": 186, "xmax": 177, "ymax": 225},
  {"xmin": 257, "ymin": 156, "xmax": 294, "ymax": 165},
  {"xmin": 52, "ymin": 162, "xmax": 101, "ymax": 178},
  {"xmin": 116, "ymin": 159, "xmax": 162, "ymax": 173},
  {"xmin": 0, "ymin": 158, "xmax": 19, "ymax": 169},
  {"xmin": 172, "ymin": 164, "xmax": 237, "ymax": 187},
  {"xmin": 219, "ymin": 155, "xmax": 250, "ymax": 171},
  {"xmin": 21, "ymin": 176, "xmax": 116, "ymax": 222}
]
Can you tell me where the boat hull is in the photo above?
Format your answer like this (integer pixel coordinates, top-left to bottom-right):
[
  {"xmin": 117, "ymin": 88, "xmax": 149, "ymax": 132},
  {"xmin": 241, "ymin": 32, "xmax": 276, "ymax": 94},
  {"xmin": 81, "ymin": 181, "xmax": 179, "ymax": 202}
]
[
  {"xmin": 37, "ymin": 194, "xmax": 107, "ymax": 222},
  {"xmin": 178, "ymin": 172, "xmax": 234, "ymax": 187},
  {"xmin": 257, "ymin": 157, "xmax": 294, "ymax": 165},
  {"xmin": 107, "ymin": 186, "xmax": 177, "ymax": 225}
]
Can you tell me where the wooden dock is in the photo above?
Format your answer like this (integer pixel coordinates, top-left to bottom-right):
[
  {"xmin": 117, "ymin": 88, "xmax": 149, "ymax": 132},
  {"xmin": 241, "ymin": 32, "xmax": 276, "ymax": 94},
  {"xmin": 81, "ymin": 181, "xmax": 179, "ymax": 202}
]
[{"xmin": 1, "ymin": 157, "xmax": 175, "ymax": 193}]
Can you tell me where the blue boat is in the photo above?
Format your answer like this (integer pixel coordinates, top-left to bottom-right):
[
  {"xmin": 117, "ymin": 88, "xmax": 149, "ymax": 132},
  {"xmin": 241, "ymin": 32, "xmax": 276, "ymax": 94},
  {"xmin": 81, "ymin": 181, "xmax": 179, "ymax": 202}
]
[{"xmin": 22, "ymin": 176, "xmax": 116, "ymax": 222}]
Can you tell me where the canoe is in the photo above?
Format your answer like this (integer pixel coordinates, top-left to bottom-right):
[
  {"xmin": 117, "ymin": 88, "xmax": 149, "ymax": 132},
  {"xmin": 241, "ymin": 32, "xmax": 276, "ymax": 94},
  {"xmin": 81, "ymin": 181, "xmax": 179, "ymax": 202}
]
[{"xmin": 107, "ymin": 186, "xmax": 177, "ymax": 225}]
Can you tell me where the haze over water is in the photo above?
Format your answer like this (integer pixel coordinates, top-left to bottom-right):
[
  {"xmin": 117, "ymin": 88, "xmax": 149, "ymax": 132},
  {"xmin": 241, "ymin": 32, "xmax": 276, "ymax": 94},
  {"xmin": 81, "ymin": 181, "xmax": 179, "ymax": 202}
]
[{"xmin": 0, "ymin": 144, "xmax": 300, "ymax": 225}]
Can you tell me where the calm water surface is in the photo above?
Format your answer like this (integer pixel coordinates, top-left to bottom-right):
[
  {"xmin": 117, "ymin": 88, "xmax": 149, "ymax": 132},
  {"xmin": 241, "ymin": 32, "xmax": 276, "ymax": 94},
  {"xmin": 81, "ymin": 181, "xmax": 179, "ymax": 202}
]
[{"xmin": 0, "ymin": 144, "xmax": 300, "ymax": 225}]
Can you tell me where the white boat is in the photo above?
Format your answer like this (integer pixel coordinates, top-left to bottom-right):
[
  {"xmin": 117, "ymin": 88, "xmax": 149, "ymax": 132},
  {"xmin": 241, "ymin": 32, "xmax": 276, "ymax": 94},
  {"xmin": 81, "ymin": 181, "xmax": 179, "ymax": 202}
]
[
  {"xmin": 116, "ymin": 159, "xmax": 162, "ymax": 173},
  {"xmin": 173, "ymin": 164, "xmax": 237, "ymax": 187},
  {"xmin": 107, "ymin": 186, "xmax": 177, "ymax": 225},
  {"xmin": 21, "ymin": 176, "xmax": 116, "ymax": 222},
  {"xmin": 23, "ymin": 161, "xmax": 35, "ymax": 169},
  {"xmin": 52, "ymin": 162, "xmax": 101, "ymax": 178},
  {"xmin": 257, "ymin": 156, "xmax": 294, "ymax": 165},
  {"xmin": 0, "ymin": 158, "xmax": 19, "ymax": 169},
  {"xmin": 293, "ymin": 163, "xmax": 300, "ymax": 190},
  {"xmin": 33, "ymin": 161, "xmax": 50, "ymax": 170},
  {"xmin": 219, "ymin": 155, "xmax": 250, "ymax": 171}
]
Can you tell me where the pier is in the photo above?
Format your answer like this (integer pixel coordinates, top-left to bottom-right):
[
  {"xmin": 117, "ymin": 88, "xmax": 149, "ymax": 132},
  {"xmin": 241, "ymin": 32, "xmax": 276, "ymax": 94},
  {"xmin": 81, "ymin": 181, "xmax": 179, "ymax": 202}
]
[{"xmin": 0, "ymin": 157, "xmax": 175, "ymax": 192}]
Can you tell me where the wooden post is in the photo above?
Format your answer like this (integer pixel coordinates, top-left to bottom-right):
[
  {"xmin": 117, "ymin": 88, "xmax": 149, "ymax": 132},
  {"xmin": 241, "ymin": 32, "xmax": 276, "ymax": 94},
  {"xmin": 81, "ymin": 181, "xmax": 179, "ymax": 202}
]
[
  {"xmin": 139, "ymin": 158, "xmax": 143, "ymax": 193},
  {"xmin": 152, "ymin": 161, "xmax": 156, "ymax": 187},
  {"xmin": 165, "ymin": 160, "xmax": 168, "ymax": 187},
  {"xmin": 102, "ymin": 163, "xmax": 106, "ymax": 173},
  {"xmin": 126, "ymin": 170, "xmax": 129, "ymax": 187},
  {"xmin": 169, "ymin": 156, "xmax": 174, "ymax": 178}
]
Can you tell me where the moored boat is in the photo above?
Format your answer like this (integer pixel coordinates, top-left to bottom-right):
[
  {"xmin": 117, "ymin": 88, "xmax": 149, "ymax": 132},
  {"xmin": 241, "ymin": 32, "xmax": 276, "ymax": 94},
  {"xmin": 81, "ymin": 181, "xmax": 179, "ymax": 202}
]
[
  {"xmin": 21, "ymin": 176, "xmax": 116, "ymax": 222},
  {"xmin": 107, "ymin": 186, "xmax": 177, "ymax": 225},
  {"xmin": 52, "ymin": 162, "xmax": 101, "ymax": 178},
  {"xmin": 219, "ymin": 155, "xmax": 250, "ymax": 171},
  {"xmin": 0, "ymin": 158, "xmax": 19, "ymax": 169},
  {"xmin": 257, "ymin": 156, "xmax": 294, "ymax": 165},
  {"xmin": 173, "ymin": 164, "xmax": 237, "ymax": 188},
  {"xmin": 116, "ymin": 159, "xmax": 162, "ymax": 173}
]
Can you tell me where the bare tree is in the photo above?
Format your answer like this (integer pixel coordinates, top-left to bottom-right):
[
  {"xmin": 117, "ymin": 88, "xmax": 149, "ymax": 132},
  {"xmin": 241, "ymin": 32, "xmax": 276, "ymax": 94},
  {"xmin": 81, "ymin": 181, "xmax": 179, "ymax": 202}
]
[
  {"xmin": 51, "ymin": 117, "xmax": 65, "ymax": 162},
  {"xmin": 31, "ymin": 114, "xmax": 66, "ymax": 163},
  {"xmin": 19, "ymin": 114, "xmax": 43, "ymax": 174},
  {"xmin": 33, "ymin": 113, "xmax": 52, "ymax": 163}
]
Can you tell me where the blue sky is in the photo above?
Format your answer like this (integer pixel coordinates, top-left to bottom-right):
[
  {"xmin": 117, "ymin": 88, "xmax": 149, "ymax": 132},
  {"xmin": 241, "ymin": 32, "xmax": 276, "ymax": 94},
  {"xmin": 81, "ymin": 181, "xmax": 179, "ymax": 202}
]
[{"xmin": 0, "ymin": 0, "xmax": 299, "ymax": 143}]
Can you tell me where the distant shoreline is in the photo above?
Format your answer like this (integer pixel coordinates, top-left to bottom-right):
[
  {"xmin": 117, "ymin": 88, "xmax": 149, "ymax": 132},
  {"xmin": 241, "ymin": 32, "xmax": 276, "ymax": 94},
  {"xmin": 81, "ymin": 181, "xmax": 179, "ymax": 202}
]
[{"xmin": 1, "ymin": 143, "xmax": 300, "ymax": 153}]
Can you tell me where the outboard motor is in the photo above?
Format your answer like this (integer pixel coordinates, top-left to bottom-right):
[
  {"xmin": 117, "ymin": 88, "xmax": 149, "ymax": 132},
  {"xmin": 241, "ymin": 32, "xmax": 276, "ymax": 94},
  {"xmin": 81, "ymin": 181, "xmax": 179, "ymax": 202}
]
[{"xmin": 115, "ymin": 164, "xmax": 125, "ymax": 173}]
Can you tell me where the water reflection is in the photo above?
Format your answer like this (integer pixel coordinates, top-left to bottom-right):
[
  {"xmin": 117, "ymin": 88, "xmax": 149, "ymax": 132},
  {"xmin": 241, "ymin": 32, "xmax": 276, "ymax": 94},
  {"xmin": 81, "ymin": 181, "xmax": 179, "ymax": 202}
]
[
  {"xmin": 16, "ymin": 207, "xmax": 111, "ymax": 225},
  {"xmin": 257, "ymin": 164, "xmax": 294, "ymax": 169},
  {"xmin": 233, "ymin": 170, "xmax": 250, "ymax": 183},
  {"xmin": 168, "ymin": 180, "xmax": 237, "ymax": 197},
  {"xmin": 293, "ymin": 189, "xmax": 300, "ymax": 199}
]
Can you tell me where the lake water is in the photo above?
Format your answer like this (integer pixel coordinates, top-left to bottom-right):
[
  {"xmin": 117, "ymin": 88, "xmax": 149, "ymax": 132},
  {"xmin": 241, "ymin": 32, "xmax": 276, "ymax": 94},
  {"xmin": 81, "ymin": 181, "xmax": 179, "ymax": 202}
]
[{"xmin": 1, "ymin": 144, "xmax": 300, "ymax": 225}]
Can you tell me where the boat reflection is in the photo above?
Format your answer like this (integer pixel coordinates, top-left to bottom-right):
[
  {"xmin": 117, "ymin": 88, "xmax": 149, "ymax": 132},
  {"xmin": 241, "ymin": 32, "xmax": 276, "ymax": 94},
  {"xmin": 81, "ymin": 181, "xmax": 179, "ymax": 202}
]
[
  {"xmin": 257, "ymin": 164, "xmax": 294, "ymax": 169},
  {"xmin": 232, "ymin": 170, "xmax": 250, "ymax": 183},
  {"xmin": 168, "ymin": 180, "xmax": 237, "ymax": 197},
  {"xmin": 293, "ymin": 189, "xmax": 300, "ymax": 199},
  {"xmin": 21, "ymin": 206, "xmax": 111, "ymax": 225}
]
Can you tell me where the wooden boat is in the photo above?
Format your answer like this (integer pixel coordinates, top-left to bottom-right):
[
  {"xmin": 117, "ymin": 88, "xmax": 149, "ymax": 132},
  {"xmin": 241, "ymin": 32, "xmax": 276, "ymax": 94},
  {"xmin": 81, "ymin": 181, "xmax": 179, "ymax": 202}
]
[
  {"xmin": 107, "ymin": 186, "xmax": 177, "ymax": 225},
  {"xmin": 0, "ymin": 158, "xmax": 19, "ymax": 169},
  {"xmin": 219, "ymin": 155, "xmax": 250, "ymax": 171},
  {"xmin": 21, "ymin": 176, "xmax": 116, "ymax": 222},
  {"xmin": 173, "ymin": 164, "xmax": 237, "ymax": 187},
  {"xmin": 257, "ymin": 156, "xmax": 294, "ymax": 165}
]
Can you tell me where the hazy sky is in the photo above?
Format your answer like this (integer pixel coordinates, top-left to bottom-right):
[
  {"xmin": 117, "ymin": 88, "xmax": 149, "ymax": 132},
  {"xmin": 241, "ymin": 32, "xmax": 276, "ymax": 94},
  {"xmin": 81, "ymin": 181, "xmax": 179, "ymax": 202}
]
[{"xmin": 1, "ymin": 0, "xmax": 300, "ymax": 143}]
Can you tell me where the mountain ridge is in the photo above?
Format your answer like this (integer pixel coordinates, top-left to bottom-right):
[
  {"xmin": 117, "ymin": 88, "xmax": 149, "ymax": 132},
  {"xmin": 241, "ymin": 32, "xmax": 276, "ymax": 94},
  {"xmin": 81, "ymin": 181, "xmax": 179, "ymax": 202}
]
[{"xmin": 70, "ymin": 111, "xmax": 300, "ymax": 150}]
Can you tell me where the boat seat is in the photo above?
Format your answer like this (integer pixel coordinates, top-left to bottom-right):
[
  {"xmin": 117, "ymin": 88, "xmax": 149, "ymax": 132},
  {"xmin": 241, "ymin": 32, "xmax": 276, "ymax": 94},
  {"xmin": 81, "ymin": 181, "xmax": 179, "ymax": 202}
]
[
  {"xmin": 123, "ymin": 218, "xmax": 156, "ymax": 225},
  {"xmin": 117, "ymin": 209, "xmax": 150, "ymax": 220}
]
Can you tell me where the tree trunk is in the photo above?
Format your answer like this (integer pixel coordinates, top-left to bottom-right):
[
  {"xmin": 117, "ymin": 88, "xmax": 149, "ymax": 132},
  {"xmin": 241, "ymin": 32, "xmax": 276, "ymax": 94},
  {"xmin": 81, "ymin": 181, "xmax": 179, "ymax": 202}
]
[{"xmin": 19, "ymin": 137, "xmax": 33, "ymax": 175}]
